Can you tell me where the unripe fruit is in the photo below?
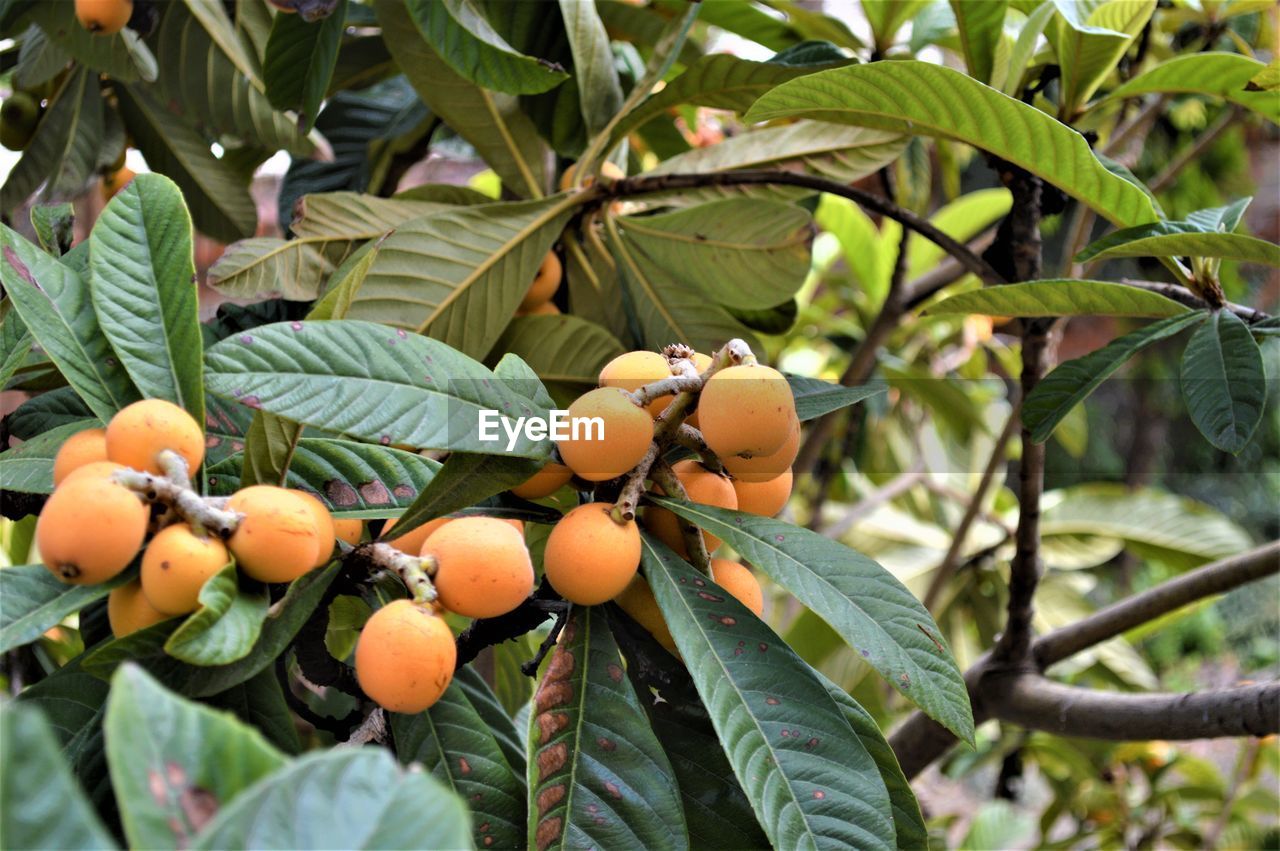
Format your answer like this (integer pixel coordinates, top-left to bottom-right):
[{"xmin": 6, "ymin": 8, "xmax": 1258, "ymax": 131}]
[
  {"xmin": 557, "ymin": 388, "xmax": 653, "ymax": 482},
  {"xmin": 227, "ymin": 486, "xmax": 321, "ymax": 583},
  {"xmin": 52, "ymin": 428, "xmax": 109, "ymax": 486},
  {"xmin": 333, "ymin": 518, "xmax": 364, "ymax": 546},
  {"xmin": 382, "ymin": 516, "xmax": 450, "ymax": 555},
  {"xmin": 37, "ymin": 476, "xmax": 147, "ymax": 584},
  {"xmin": 105, "ymin": 399, "xmax": 204, "ymax": 476},
  {"xmin": 61, "ymin": 460, "xmax": 127, "ymax": 486},
  {"xmin": 721, "ymin": 412, "xmax": 799, "ymax": 483},
  {"xmin": 644, "ymin": 460, "xmax": 737, "ymax": 557},
  {"xmin": 108, "ymin": 579, "xmax": 169, "ymax": 638},
  {"xmin": 140, "ymin": 524, "xmax": 230, "ymax": 615},
  {"xmin": 711, "ymin": 559, "xmax": 764, "ymax": 616},
  {"xmin": 355, "ymin": 600, "xmax": 456, "ymax": 713},
  {"xmin": 422, "ymin": 517, "xmax": 534, "ymax": 618},
  {"xmin": 698, "ymin": 364, "xmax": 795, "ymax": 458},
  {"xmin": 543, "ymin": 503, "xmax": 640, "ymax": 604},
  {"xmin": 731, "ymin": 468, "xmax": 792, "ymax": 517},
  {"xmin": 511, "ymin": 462, "xmax": 573, "ymax": 499},
  {"xmin": 291, "ymin": 490, "xmax": 337, "ymax": 567},
  {"xmin": 599, "ymin": 350, "xmax": 673, "ymax": 417},
  {"xmin": 520, "ymin": 251, "xmax": 562, "ymax": 311},
  {"xmin": 101, "ymin": 166, "xmax": 135, "ymax": 202},
  {"xmin": 0, "ymin": 91, "xmax": 41, "ymax": 152},
  {"xmin": 75, "ymin": 0, "xmax": 132, "ymax": 34},
  {"xmin": 614, "ymin": 575, "xmax": 677, "ymax": 654}
]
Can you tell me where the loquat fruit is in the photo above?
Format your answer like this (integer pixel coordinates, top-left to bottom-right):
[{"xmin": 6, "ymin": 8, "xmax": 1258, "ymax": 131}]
[
  {"xmin": 101, "ymin": 166, "xmax": 136, "ymax": 202},
  {"xmin": 559, "ymin": 160, "xmax": 625, "ymax": 191},
  {"xmin": 614, "ymin": 575, "xmax": 678, "ymax": 654},
  {"xmin": 355, "ymin": 599, "xmax": 456, "ymax": 713},
  {"xmin": 731, "ymin": 468, "xmax": 792, "ymax": 517},
  {"xmin": 698, "ymin": 364, "xmax": 795, "ymax": 459},
  {"xmin": 422, "ymin": 517, "xmax": 533, "ymax": 618},
  {"xmin": 52, "ymin": 428, "xmax": 109, "ymax": 486},
  {"xmin": 643, "ymin": 459, "xmax": 737, "ymax": 557},
  {"xmin": 0, "ymin": 91, "xmax": 41, "ymax": 152},
  {"xmin": 61, "ymin": 460, "xmax": 126, "ymax": 486},
  {"xmin": 520, "ymin": 251, "xmax": 562, "ymax": 311},
  {"xmin": 333, "ymin": 517, "xmax": 364, "ymax": 546},
  {"xmin": 511, "ymin": 462, "xmax": 573, "ymax": 500},
  {"xmin": 556, "ymin": 387, "xmax": 653, "ymax": 482},
  {"xmin": 711, "ymin": 559, "xmax": 764, "ymax": 616},
  {"xmin": 543, "ymin": 503, "xmax": 640, "ymax": 604},
  {"xmin": 75, "ymin": 0, "xmax": 132, "ymax": 34},
  {"xmin": 599, "ymin": 350, "xmax": 673, "ymax": 418},
  {"xmin": 291, "ymin": 489, "xmax": 337, "ymax": 567},
  {"xmin": 382, "ymin": 515, "xmax": 450, "ymax": 555},
  {"xmin": 517, "ymin": 301, "xmax": 561, "ymax": 316},
  {"xmin": 684, "ymin": 352, "xmax": 714, "ymax": 428},
  {"xmin": 107, "ymin": 579, "xmax": 169, "ymax": 638},
  {"xmin": 721, "ymin": 411, "xmax": 799, "ymax": 483},
  {"xmin": 140, "ymin": 523, "xmax": 230, "ymax": 615},
  {"xmin": 105, "ymin": 399, "xmax": 204, "ymax": 476},
  {"xmin": 37, "ymin": 476, "xmax": 147, "ymax": 584},
  {"xmin": 226, "ymin": 486, "xmax": 321, "ymax": 583}
]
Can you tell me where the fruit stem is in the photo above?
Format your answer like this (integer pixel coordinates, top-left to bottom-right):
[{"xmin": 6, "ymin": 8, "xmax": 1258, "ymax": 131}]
[
  {"xmin": 649, "ymin": 459, "xmax": 712, "ymax": 575},
  {"xmin": 673, "ymin": 424, "xmax": 723, "ymax": 473},
  {"xmin": 112, "ymin": 451, "xmax": 242, "ymax": 538},
  {"xmin": 364, "ymin": 542, "xmax": 439, "ymax": 603}
]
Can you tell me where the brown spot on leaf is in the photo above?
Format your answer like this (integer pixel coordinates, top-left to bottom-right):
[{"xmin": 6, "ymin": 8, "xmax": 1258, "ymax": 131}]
[
  {"xmin": 597, "ymin": 737, "xmax": 616, "ymax": 752},
  {"xmin": 325, "ymin": 480, "xmax": 359, "ymax": 508},
  {"xmin": 536, "ymin": 711, "xmax": 570, "ymax": 744},
  {"xmin": 537, "ymin": 743, "xmax": 568, "ymax": 779},
  {"xmin": 605, "ymin": 781, "xmax": 622, "ymax": 799},
  {"xmin": 483, "ymin": 838, "xmax": 494, "ymax": 847},
  {"xmin": 536, "ymin": 785, "xmax": 566, "ymax": 815},
  {"xmin": 358, "ymin": 481, "xmax": 392, "ymax": 505},
  {"xmin": 392, "ymin": 484, "xmax": 415, "ymax": 500},
  {"xmin": 806, "ymin": 737, "xmax": 819, "ymax": 749},
  {"xmin": 899, "ymin": 673, "xmax": 911, "ymax": 687},
  {"xmin": 712, "ymin": 615, "xmax": 736, "ymax": 626},
  {"xmin": 535, "ymin": 817, "xmax": 563, "ymax": 851},
  {"xmin": 3, "ymin": 247, "xmax": 37, "ymax": 287},
  {"xmin": 606, "ymin": 663, "xmax": 623, "ymax": 682},
  {"xmin": 766, "ymin": 697, "xmax": 780, "ymax": 705},
  {"xmin": 697, "ymin": 592, "xmax": 725, "ymax": 602},
  {"xmin": 813, "ymin": 790, "xmax": 826, "ymax": 799},
  {"xmin": 458, "ymin": 757, "xmax": 471, "ymax": 775}
]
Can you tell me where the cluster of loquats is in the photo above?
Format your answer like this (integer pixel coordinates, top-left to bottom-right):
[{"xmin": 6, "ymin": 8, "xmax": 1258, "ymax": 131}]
[
  {"xmin": 353, "ymin": 514, "xmax": 533, "ymax": 714},
  {"xmin": 38, "ymin": 399, "xmax": 344, "ymax": 639},
  {"xmin": 512, "ymin": 339, "xmax": 797, "ymax": 654}
]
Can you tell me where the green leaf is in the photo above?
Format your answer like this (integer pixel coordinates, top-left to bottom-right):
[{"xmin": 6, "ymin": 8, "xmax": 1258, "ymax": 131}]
[
  {"xmin": 380, "ymin": 451, "xmax": 541, "ymax": 543},
  {"xmin": 391, "ymin": 676, "xmax": 527, "ymax": 850},
  {"xmin": 613, "ymin": 200, "xmax": 813, "ymax": 311},
  {"xmin": 560, "ymin": 0, "xmax": 624, "ymax": 136},
  {"xmin": 4, "ymin": 387, "xmax": 95, "ymax": 439},
  {"xmin": 643, "ymin": 536, "xmax": 897, "ymax": 850},
  {"xmin": 205, "ymin": 668, "xmax": 301, "ymax": 756},
  {"xmin": 204, "ymin": 320, "xmax": 551, "ymax": 457},
  {"xmin": 950, "ymin": 0, "xmax": 1006, "ymax": 82},
  {"xmin": 89, "ymin": 173, "xmax": 205, "ymax": 424},
  {"xmin": 0, "ymin": 419, "xmax": 99, "ymax": 494},
  {"xmin": 114, "ymin": 84, "xmax": 258, "ymax": 242},
  {"xmin": 344, "ymin": 196, "xmax": 578, "ymax": 356},
  {"xmin": 1105, "ymin": 51, "xmax": 1276, "ymax": 120},
  {"xmin": 785, "ymin": 375, "xmax": 886, "ymax": 422},
  {"xmin": 1023, "ymin": 311, "xmax": 1207, "ymax": 443},
  {"xmin": 105, "ymin": 664, "xmax": 287, "ymax": 851},
  {"xmin": 613, "ymin": 53, "xmax": 851, "ymax": 144},
  {"xmin": 190, "ymin": 748, "xmax": 472, "ymax": 849},
  {"xmin": 30, "ymin": 202, "xmax": 75, "ymax": 256},
  {"xmin": 25, "ymin": 0, "xmax": 157, "ymax": 82},
  {"xmin": 1047, "ymin": 0, "xmax": 1154, "ymax": 115},
  {"xmin": 1180, "ymin": 310, "xmax": 1266, "ymax": 454},
  {"xmin": 375, "ymin": 0, "xmax": 548, "ymax": 197},
  {"xmin": 2, "ymin": 224, "xmax": 142, "ymax": 422},
  {"xmin": 155, "ymin": 3, "xmax": 315, "ymax": 156},
  {"xmin": 0, "ymin": 309, "xmax": 33, "ymax": 389},
  {"xmin": 454, "ymin": 665, "xmax": 527, "ymax": 776},
  {"xmin": 927, "ymin": 280, "xmax": 1192, "ymax": 318},
  {"xmin": 0, "ymin": 67, "xmax": 103, "ymax": 213},
  {"xmin": 746, "ymin": 60, "xmax": 1160, "ymax": 227},
  {"xmin": 646, "ymin": 122, "xmax": 906, "ymax": 198},
  {"xmin": 907, "ymin": 188, "xmax": 1011, "ymax": 279},
  {"xmin": 604, "ymin": 217, "xmax": 762, "ymax": 354},
  {"xmin": 263, "ymin": 0, "xmax": 347, "ymax": 131},
  {"xmin": 648, "ymin": 498, "xmax": 974, "ymax": 744},
  {"xmin": 0, "ymin": 702, "xmax": 119, "ymax": 851},
  {"xmin": 491, "ymin": 314, "xmax": 625, "ymax": 399},
  {"xmin": 407, "ymin": 0, "xmax": 568, "ymax": 94},
  {"xmin": 0, "ymin": 563, "xmax": 129, "ymax": 654},
  {"xmin": 1041, "ymin": 484, "xmax": 1253, "ymax": 565},
  {"xmin": 83, "ymin": 563, "xmax": 339, "ymax": 698},
  {"xmin": 208, "ymin": 438, "xmax": 442, "ymax": 517},
  {"xmin": 863, "ymin": 0, "xmax": 932, "ymax": 52},
  {"xmin": 816, "ymin": 672, "xmax": 928, "ymax": 851},
  {"xmin": 163, "ymin": 564, "xmax": 268, "ymax": 666},
  {"xmin": 237, "ymin": 411, "xmax": 302, "ymax": 488},
  {"xmin": 1078, "ymin": 229, "xmax": 1280, "ymax": 267},
  {"xmin": 528, "ymin": 605, "xmax": 689, "ymax": 851}
]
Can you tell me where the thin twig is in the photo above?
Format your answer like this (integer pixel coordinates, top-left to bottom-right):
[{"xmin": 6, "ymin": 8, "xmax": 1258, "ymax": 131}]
[
  {"xmin": 1150, "ymin": 106, "xmax": 1240, "ymax": 193},
  {"xmin": 820, "ymin": 465, "xmax": 926, "ymax": 539},
  {"xmin": 520, "ymin": 604, "xmax": 572, "ymax": 676},
  {"xmin": 649, "ymin": 459, "xmax": 712, "ymax": 575},
  {"xmin": 1120, "ymin": 279, "xmax": 1270, "ymax": 323}
]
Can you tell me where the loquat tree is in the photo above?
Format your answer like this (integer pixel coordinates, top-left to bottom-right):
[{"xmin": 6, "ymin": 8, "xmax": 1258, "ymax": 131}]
[{"xmin": 1, "ymin": 1, "xmax": 1278, "ymax": 849}]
